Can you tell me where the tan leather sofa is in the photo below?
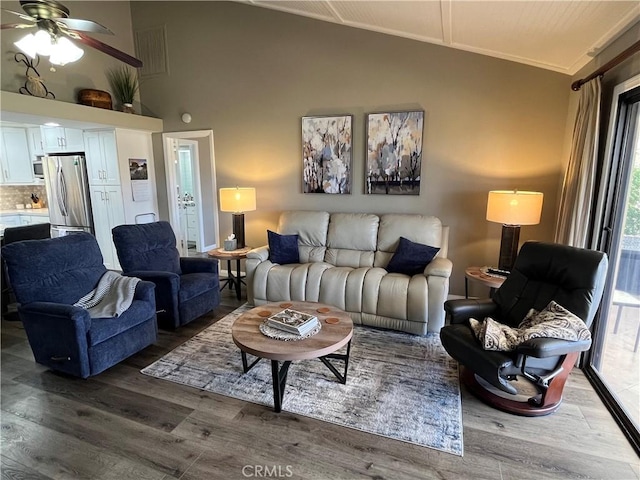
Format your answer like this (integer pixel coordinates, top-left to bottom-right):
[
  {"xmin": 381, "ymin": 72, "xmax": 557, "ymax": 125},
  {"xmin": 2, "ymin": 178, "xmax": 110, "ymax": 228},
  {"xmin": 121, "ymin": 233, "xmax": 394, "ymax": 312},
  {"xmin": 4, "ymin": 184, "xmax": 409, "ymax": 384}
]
[{"xmin": 246, "ymin": 211, "xmax": 452, "ymax": 335}]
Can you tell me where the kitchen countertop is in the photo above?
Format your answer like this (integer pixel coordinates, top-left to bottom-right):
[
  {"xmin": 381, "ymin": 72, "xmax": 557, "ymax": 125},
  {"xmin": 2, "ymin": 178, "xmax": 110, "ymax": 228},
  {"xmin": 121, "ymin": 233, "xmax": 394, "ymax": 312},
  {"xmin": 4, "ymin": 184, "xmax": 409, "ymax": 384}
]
[
  {"xmin": 0, "ymin": 208, "xmax": 50, "ymax": 237},
  {"xmin": 0, "ymin": 208, "xmax": 49, "ymax": 216}
]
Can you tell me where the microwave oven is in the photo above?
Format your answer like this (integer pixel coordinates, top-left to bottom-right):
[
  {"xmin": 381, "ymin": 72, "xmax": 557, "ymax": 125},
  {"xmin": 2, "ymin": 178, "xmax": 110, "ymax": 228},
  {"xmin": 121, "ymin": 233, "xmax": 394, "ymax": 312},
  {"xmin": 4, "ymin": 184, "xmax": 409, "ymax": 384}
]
[{"xmin": 33, "ymin": 159, "xmax": 44, "ymax": 179}]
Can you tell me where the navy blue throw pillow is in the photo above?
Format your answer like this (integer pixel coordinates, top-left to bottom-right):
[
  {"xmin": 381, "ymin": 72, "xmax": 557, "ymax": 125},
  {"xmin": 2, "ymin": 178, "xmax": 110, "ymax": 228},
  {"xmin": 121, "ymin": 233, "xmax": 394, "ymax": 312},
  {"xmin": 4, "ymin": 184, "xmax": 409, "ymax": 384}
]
[
  {"xmin": 386, "ymin": 237, "xmax": 440, "ymax": 276},
  {"xmin": 268, "ymin": 230, "xmax": 299, "ymax": 264}
]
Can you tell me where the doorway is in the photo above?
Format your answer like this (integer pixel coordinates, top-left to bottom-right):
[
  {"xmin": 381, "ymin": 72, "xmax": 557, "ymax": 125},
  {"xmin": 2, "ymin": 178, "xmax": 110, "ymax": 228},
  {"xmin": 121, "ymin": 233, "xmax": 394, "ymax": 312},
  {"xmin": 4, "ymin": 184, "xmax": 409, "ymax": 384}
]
[
  {"xmin": 587, "ymin": 74, "xmax": 640, "ymax": 453},
  {"xmin": 177, "ymin": 139, "xmax": 200, "ymax": 254},
  {"xmin": 162, "ymin": 130, "xmax": 219, "ymax": 256}
]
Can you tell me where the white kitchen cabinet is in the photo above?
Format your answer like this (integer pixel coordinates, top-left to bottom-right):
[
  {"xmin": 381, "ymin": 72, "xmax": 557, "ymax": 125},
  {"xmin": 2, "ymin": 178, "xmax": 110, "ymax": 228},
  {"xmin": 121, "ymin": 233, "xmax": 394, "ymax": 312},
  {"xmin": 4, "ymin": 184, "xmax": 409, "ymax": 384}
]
[
  {"xmin": 0, "ymin": 215, "xmax": 20, "ymax": 227},
  {"xmin": 90, "ymin": 185, "xmax": 125, "ymax": 270},
  {"xmin": 84, "ymin": 130, "xmax": 120, "ymax": 185},
  {"xmin": 19, "ymin": 213, "xmax": 49, "ymax": 225},
  {"xmin": 41, "ymin": 126, "xmax": 85, "ymax": 153},
  {"xmin": 27, "ymin": 127, "xmax": 44, "ymax": 156},
  {"xmin": 0, "ymin": 127, "xmax": 35, "ymax": 184},
  {"xmin": 185, "ymin": 204, "xmax": 198, "ymax": 242}
]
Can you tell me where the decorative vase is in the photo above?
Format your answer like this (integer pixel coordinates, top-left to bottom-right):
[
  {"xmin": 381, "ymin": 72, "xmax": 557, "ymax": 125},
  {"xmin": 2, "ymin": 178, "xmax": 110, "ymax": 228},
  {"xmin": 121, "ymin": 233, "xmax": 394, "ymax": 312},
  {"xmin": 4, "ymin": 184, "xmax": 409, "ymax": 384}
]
[{"xmin": 122, "ymin": 103, "xmax": 135, "ymax": 114}]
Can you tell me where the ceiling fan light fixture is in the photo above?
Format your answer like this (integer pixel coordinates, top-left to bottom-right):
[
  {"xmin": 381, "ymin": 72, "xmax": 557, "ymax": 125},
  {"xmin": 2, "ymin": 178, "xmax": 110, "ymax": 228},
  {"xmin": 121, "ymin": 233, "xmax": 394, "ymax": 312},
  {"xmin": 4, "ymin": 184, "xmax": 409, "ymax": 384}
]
[
  {"xmin": 33, "ymin": 29, "xmax": 54, "ymax": 56},
  {"xmin": 49, "ymin": 36, "xmax": 83, "ymax": 65},
  {"xmin": 7, "ymin": 0, "xmax": 142, "ymax": 68},
  {"xmin": 14, "ymin": 32, "xmax": 39, "ymax": 58},
  {"xmin": 14, "ymin": 29, "xmax": 83, "ymax": 65}
]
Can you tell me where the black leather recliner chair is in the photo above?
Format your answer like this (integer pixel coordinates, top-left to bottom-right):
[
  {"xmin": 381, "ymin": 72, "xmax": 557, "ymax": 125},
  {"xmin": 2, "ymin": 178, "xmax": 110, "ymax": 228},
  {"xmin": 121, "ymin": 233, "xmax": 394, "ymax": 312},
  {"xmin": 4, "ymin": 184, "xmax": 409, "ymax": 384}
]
[{"xmin": 440, "ymin": 241, "xmax": 608, "ymax": 416}]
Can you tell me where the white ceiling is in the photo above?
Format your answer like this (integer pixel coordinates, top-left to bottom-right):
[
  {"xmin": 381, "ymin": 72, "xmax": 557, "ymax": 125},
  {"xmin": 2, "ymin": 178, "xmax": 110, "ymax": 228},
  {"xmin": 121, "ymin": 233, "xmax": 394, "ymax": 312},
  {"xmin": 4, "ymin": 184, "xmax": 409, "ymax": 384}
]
[{"xmin": 244, "ymin": 1, "xmax": 640, "ymax": 75}]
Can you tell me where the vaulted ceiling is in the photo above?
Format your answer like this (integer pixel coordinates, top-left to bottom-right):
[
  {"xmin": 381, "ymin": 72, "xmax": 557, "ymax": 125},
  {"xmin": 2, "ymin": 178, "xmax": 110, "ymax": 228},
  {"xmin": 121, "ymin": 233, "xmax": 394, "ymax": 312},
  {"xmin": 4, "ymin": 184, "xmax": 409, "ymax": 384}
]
[{"xmin": 244, "ymin": 1, "xmax": 640, "ymax": 75}]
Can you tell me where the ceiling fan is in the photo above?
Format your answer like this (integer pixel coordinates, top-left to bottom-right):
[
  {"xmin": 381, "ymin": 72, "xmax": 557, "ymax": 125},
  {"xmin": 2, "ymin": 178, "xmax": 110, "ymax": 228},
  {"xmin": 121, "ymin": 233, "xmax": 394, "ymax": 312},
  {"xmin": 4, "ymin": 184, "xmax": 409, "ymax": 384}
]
[{"xmin": 1, "ymin": 0, "xmax": 142, "ymax": 67}]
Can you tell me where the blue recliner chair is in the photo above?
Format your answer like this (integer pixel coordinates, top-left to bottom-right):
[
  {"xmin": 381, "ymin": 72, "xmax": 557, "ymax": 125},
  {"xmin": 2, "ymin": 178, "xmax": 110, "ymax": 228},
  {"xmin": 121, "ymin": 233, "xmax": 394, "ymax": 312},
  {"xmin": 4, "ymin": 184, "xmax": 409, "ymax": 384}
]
[
  {"xmin": 1, "ymin": 233, "xmax": 158, "ymax": 378},
  {"xmin": 112, "ymin": 221, "xmax": 220, "ymax": 329}
]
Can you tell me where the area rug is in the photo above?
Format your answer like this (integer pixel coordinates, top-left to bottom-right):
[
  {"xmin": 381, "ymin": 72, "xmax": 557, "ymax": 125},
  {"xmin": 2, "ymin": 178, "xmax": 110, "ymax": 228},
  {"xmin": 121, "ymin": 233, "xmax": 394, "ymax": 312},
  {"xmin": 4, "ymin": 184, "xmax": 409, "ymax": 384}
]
[{"xmin": 141, "ymin": 305, "xmax": 463, "ymax": 456}]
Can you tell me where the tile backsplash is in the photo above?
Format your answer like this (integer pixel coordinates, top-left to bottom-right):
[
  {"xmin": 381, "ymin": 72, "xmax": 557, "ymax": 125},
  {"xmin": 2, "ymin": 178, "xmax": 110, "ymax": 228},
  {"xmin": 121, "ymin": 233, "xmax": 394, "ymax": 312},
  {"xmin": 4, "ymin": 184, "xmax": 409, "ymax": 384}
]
[{"xmin": 0, "ymin": 185, "xmax": 47, "ymax": 210}]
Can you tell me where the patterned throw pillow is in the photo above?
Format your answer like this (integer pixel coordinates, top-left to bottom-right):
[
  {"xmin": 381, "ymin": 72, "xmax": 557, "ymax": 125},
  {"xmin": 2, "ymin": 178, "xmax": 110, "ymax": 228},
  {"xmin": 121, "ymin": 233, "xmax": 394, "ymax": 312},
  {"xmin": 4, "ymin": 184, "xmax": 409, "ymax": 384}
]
[
  {"xmin": 469, "ymin": 317, "xmax": 521, "ymax": 351},
  {"xmin": 469, "ymin": 300, "xmax": 590, "ymax": 351},
  {"xmin": 518, "ymin": 301, "xmax": 591, "ymax": 343}
]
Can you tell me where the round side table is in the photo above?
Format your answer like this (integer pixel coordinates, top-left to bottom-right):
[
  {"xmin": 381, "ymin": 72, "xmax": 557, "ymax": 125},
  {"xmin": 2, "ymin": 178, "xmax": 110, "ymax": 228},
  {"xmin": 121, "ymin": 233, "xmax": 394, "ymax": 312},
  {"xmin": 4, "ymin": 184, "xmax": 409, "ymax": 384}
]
[
  {"xmin": 465, "ymin": 266, "xmax": 506, "ymax": 298},
  {"xmin": 208, "ymin": 246, "xmax": 251, "ymax": 300}
]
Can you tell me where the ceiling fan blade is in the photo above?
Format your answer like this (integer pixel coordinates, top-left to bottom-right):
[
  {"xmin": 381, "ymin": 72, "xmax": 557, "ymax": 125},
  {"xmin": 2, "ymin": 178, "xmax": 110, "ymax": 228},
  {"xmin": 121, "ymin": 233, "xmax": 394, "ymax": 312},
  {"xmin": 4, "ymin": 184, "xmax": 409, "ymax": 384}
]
[
  {"xmin": 70, "ymin": 31, "xmax": 142, "ymax": 68},
  {"xmin": 55, "ymin": 17, "xmax": 113, "ymax": 35},
  {"xmin": 1, "ymin": 22, "xmax": 35, "ymax": 30},
  {"xmin": 1, "ymin": 8, "xmax": 36, "ymax": 22}
]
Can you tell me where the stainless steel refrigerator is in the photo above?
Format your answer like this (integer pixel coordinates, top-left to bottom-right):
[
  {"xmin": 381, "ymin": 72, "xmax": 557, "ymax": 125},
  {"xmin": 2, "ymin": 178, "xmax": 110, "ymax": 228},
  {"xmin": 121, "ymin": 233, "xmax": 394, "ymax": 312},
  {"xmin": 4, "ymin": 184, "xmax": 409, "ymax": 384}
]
[{"xmin": 43, "ymin": 154, "xmax": 94, "ymax": 237}]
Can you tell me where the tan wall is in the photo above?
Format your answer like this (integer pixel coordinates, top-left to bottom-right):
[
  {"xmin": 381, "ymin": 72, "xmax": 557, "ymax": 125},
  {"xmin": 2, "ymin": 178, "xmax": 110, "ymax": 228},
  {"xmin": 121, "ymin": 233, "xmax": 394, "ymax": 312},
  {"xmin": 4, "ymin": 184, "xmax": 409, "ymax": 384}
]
[
  {"xmin": 130, "ymin": 1, "xmax": 571, "ymax": 296},
  {"xmin": 1, "ymin": 1, "xmax": 137, "ymax": 106}
]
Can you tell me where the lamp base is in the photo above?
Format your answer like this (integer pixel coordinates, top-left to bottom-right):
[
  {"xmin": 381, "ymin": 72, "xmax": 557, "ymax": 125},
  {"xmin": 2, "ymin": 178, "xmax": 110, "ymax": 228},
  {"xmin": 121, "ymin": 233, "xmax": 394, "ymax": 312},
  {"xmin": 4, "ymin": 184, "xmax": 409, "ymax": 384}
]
[
  {"xmin": 232, "ymin": 213, "xmax": 246, "ymax": 249},
  {"xmin": 498, "ymin": 225, "xmax": 520, "ymax": 272}
]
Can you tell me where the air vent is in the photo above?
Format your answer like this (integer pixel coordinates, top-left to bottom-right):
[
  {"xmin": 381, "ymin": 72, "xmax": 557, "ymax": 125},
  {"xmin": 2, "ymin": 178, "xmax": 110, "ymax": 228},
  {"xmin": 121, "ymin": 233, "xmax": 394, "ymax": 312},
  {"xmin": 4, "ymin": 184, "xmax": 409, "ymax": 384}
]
[{"xmin": 134, "ymin": 25, "xmax": 168, "ymax": 77}]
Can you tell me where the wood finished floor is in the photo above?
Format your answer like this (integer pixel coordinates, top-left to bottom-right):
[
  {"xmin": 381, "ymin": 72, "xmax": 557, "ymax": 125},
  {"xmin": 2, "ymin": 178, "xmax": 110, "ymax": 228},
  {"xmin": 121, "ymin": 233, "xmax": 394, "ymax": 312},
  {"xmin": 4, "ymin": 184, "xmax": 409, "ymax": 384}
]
[{"xmin": 2, "ymin": 290, "xmax": 639, "ymax": 480}]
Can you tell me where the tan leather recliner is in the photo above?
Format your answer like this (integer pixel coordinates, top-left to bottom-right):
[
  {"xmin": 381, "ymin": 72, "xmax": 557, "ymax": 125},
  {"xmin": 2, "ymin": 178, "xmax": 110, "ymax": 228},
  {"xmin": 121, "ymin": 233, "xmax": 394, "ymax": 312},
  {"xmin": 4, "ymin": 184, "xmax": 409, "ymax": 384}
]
[{"xmin": 246, "ymin": 211, "xmax": 452, "ymax": 335}]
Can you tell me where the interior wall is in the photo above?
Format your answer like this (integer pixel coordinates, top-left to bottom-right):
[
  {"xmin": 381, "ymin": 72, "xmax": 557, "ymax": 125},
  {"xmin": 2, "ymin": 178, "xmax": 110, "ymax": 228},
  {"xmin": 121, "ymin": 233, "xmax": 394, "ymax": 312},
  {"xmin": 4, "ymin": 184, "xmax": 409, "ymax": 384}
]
[
  {"xmin": 0, "ymin": 1, "xmax": 137, "ymax": 106},
  {"xmin": 131, "ymin": 1, "xmax": 572, "ymax": 295}
]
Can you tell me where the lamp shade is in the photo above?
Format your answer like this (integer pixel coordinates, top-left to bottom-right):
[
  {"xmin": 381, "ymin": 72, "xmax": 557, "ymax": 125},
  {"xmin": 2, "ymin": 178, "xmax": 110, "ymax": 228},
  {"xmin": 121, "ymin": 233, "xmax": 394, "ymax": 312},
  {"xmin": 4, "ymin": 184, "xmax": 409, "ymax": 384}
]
[
  {"xmin": 219, "ymin": 187, "xmax": 256, "ymax": 213},
  {"xmin": 486, "ymin": 190, "xmax": 543, "ymax": 226}
]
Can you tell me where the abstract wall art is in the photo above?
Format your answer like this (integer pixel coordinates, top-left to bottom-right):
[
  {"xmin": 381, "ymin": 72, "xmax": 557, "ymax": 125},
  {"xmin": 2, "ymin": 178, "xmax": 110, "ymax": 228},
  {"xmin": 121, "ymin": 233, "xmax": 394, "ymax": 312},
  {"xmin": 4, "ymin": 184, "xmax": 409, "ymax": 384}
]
[
  {"xmin": 366, "ymin": 111, "xmax": 424, "ymax": 195},
  {"xmin": 302, "ymin": 115, "xmax": 353, "ymax": 194}
]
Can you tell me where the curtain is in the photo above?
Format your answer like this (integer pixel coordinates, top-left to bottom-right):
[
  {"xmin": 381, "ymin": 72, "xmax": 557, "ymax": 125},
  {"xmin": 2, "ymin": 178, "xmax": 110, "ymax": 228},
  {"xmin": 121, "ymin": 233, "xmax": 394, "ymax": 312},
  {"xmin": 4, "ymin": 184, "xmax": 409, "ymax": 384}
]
[{"xmin": 555, "ymin": 77, "xmax": 602, "ymax": 247}]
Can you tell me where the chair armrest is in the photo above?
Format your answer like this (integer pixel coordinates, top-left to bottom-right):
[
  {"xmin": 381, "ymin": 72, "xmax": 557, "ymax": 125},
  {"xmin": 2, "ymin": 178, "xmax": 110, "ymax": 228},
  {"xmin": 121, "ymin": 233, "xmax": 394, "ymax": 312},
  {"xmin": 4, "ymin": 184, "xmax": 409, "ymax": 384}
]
[
  {"xmin": 424, "ymin": 257, "xmax": 452, "ymax": 278},
  {"xmin": 20, "ymin": 302, "xmax": 92, "ymax": 332},
  {"xmin": 17, "ymin": 302, "xmax": 92, "ymax": 377},
  {"xmin": 134, "ymin": 280, "xmax": 156, "ymax": 305},
  {"xmin": 247, "ymin": 245, "xmax": 269, "ymax": 262},
  {"xmin": 180, "ymin": 257, "xmax": 219, "ymax": 274},
  {"xmin": 444, "ymin": 298, "xmax": 498, "ymax": 325},
  {"xmin": 516, "ymin": 337, "xmax": 592, "ymax": 358}
]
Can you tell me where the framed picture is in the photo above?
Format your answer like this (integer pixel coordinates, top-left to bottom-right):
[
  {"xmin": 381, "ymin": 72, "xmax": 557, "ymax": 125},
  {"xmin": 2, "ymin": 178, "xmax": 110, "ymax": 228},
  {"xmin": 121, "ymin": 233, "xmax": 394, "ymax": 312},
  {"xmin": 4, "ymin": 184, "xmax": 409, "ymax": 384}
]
[
  {"xmin": 302, "ymin": 114, "xmax": 353, "ymax": 194},
  {"xmin": 366, "ymin": 111, "xmax": 424, "ymax": 195}
]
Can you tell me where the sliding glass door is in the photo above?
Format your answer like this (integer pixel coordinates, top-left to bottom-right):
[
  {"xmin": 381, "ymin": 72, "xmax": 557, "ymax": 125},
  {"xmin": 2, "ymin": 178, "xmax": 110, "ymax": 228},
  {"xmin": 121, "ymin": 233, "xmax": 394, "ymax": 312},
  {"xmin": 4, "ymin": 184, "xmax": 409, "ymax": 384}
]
[{"xmin": 587, "ymin": 75, "xmax": 640, "ymax": 452}]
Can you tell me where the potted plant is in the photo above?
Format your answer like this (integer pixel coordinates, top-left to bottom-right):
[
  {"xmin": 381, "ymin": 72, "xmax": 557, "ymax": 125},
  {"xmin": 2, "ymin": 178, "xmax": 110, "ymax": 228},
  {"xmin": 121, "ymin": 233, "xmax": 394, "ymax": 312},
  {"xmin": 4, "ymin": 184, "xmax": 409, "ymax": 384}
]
[{"xmin": 107, "ymin": 66, "xmax": 139, "ymax": 113}]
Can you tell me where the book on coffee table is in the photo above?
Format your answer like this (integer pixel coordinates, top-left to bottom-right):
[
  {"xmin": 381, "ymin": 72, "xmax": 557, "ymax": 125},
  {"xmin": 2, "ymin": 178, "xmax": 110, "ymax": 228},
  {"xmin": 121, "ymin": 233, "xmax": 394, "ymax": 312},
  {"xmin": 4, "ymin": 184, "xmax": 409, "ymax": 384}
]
[{"xmin": 267, "ymin": 309, "xmax": 319, "ymax": 335}]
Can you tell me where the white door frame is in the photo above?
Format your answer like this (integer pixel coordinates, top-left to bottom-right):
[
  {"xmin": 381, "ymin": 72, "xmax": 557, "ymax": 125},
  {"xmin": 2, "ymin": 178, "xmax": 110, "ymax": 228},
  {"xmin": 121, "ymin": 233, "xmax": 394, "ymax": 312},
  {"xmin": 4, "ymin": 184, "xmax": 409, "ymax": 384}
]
[{"xmin": 162, "ymin": 130, "xmax": 219, "ymax": 252}]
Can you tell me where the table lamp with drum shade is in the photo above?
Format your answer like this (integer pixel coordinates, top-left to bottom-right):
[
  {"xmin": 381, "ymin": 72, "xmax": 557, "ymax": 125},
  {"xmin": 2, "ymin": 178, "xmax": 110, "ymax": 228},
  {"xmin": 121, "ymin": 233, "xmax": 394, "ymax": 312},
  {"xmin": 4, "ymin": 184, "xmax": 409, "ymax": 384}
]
[
  {"xmin": 486, "ymin": 190, "xmax": 543, "ymax": 272},
  {"xmin": 219, "ymin": 187, "xmax": 256, "ymax": 249}
]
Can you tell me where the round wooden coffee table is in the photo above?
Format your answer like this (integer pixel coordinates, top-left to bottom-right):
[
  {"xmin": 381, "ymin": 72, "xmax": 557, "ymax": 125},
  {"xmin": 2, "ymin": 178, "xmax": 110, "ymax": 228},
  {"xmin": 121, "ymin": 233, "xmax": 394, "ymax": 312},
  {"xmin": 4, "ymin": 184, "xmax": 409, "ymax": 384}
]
[{"xmin": 232, "ymin": 301, "xmax": 353, "ymax": 412}]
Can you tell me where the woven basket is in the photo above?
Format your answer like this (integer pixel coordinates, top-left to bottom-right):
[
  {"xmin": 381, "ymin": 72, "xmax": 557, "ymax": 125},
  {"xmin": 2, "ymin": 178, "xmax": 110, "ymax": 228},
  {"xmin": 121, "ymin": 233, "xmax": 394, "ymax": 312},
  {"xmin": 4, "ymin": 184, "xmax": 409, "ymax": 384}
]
[{"xmin": 78, "ymin": 89, "xmax": 112, "ymax": 110}]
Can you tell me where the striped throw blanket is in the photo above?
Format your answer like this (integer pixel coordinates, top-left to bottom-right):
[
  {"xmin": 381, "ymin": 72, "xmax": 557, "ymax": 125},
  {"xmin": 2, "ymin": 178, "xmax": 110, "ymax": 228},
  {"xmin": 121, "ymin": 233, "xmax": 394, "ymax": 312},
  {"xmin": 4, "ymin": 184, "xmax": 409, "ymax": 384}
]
[{"xmin": 74, "ymin": 271, "xmax": 140, "ymax": 318}]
